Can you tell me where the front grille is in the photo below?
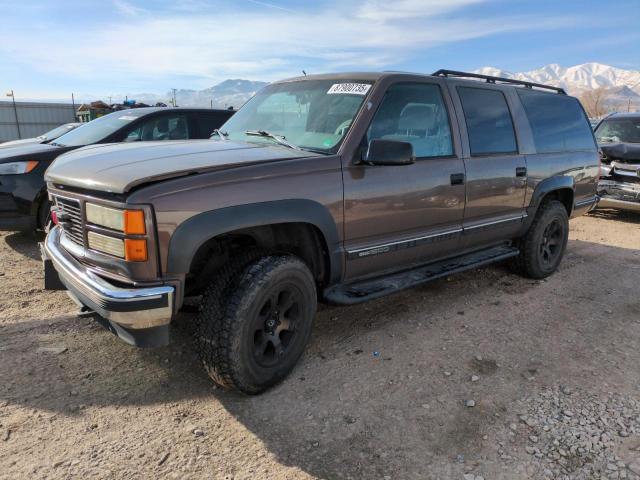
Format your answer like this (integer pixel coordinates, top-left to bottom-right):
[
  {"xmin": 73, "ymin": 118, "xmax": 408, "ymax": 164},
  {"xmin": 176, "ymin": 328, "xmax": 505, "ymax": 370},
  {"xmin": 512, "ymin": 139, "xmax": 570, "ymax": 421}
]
[{"xmin": 54, "ymin": 196, "xmax": 84, "ymax": 246}]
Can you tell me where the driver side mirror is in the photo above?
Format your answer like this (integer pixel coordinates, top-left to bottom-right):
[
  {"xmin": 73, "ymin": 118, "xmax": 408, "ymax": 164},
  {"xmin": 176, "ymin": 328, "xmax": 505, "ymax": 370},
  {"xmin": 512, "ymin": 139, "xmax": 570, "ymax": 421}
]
[{"xmin": 365, "ymin": 139, "xmax": 415, "ymax": 166}]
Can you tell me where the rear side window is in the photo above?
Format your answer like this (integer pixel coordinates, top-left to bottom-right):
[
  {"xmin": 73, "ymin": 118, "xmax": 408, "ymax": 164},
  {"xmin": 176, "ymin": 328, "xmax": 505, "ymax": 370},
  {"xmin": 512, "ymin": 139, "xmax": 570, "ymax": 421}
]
[
  {"xmin": 124, "ymin": 114, "xmax": 189, "ymax": 142},
  {"xmin": 457, "ymin": 87, "xmax": 517, "ymax": 155},
  {"xmin": 517, "ymin": 90, "xmax": 596, "ymax": 153}
]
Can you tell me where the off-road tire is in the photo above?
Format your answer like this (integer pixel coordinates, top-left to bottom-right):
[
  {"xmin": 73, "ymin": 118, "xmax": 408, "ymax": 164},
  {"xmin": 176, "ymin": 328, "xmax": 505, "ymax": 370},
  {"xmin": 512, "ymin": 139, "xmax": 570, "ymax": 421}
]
[
  {"xmin": 194, "ymin": 249, "xmax": 265, "ymax": 375},
  {"xmin": 511, "ymin": 200, "xmax": 569, "ymax": 279},
  {"xmin": 197, "ymin": 255, "xmax": 317, "ymax": 394}
]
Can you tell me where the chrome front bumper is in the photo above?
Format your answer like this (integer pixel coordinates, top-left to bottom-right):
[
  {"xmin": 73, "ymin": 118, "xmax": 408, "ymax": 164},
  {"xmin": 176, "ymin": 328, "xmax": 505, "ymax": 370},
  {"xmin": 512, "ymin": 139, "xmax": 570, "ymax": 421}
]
[{"xmin": 44, "ymin": 226, "xmax": 174, "ymax": 329}]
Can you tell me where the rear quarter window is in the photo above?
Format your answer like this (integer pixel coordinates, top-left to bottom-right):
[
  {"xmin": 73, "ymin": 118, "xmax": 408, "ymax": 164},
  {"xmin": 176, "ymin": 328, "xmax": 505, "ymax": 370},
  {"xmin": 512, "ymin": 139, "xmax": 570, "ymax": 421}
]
[{"xmin": 517, "ymin": 90, "xmax": 596, "ymax": 153}]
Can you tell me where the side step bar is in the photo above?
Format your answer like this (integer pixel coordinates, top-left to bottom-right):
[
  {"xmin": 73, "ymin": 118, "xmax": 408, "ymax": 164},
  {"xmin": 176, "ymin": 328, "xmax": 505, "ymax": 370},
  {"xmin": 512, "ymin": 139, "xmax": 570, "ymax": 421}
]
[{"xmin": 324, "ymin": 245, "xmax": 519, "ymax": 305}]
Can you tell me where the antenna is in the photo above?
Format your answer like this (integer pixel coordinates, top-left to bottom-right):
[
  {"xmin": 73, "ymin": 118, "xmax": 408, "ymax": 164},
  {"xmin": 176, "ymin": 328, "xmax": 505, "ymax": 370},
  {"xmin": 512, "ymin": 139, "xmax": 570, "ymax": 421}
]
[{"xmin": 302, "ymin": 70, "xmax": 307, "ymax": 76}]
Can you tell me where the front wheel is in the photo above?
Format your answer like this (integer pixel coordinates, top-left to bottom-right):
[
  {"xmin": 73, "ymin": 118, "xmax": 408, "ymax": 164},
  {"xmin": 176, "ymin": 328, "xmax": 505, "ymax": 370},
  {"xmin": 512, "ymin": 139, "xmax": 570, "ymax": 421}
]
[
  {"xmin": 37, "ymin": 199, "xmax": 52, "ymax": 232},
  {"xmin": 511, "ymin": 200, "xmax": 569, "ymax": 279},
  {"xmin": 197, "ymin": 255, "xmax": 317, "ymax": 394}
]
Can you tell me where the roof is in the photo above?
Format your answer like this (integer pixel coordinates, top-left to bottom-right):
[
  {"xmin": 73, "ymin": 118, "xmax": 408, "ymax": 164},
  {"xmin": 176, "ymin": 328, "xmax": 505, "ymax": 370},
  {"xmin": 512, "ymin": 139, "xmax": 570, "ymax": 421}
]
[
  {"xmin": 122, "ymin": 107, "xmax": 233, "ymax": 114},
  {"xmin": 275, "ymin": 72, "xmax": 391, "ymax": 83},
  {"xmin": 272, "ymin": 71, "xmax": 566, "ymax": 95},
  {"xmin": 606, "ymin": 112, "xmax": 640, "ymax": 119},
  {"xmin": 90, "ymin": 106, "xmax": 233, "ymax": 117}
]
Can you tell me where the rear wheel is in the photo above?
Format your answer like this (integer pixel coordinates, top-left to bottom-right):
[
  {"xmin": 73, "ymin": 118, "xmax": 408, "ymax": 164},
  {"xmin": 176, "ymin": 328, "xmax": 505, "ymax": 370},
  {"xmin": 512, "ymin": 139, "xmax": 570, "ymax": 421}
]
[
  {"xmin": 511, "ymin": 200, "xmax": 569, "ymax": 279},
  {"xmin": 197, "ymin": 255, "xmax": 317, "ymax": 394}
]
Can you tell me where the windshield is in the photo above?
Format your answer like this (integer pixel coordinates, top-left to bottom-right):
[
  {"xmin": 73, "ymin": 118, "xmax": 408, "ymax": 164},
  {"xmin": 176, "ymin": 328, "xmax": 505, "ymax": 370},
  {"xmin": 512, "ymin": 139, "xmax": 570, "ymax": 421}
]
[
  {"xmin": 53, "ymin": 111, "xmax": 142, "ymax": 146},
  {"xmin": 38, "ymin": 123, "xmax": 78, "ymax": 141},
  {"xmin": 217, "ymin": 79, "xmax": 372, "ymax": 153},
  {"xmin": 595, "ymin": 117, "xmax": 640, "ymax": 143}
]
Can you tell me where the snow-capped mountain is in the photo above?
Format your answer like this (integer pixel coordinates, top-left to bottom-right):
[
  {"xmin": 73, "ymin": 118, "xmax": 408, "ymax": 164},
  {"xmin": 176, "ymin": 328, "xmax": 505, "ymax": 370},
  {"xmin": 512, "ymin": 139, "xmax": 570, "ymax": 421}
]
[
  {"xmin": 474, "ymin": 63, "xmax": 640, "ymax": 95},
  {"xmin": 127, "ymin": 79, "xmax": 269, "ymax": 109}
]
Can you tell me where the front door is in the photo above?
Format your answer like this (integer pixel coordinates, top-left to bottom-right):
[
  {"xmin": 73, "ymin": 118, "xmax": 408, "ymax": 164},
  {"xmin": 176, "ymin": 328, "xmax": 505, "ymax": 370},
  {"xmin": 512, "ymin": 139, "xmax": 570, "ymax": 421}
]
[{"xmin": 342, "ymin": 80, "xmax": 466, "ymax": 280}]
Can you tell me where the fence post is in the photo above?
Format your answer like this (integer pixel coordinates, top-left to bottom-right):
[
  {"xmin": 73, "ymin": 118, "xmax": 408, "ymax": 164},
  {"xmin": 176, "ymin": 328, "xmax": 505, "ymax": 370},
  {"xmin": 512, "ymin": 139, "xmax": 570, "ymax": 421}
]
[{"xmin": 6, "ymin": 90, "xmax": 21, "ymax": 139}]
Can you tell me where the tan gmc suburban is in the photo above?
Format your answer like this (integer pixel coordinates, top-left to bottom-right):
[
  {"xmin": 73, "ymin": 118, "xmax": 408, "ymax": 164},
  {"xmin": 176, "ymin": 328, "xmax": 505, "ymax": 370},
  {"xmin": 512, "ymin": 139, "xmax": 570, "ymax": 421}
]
[{"xmin": 42, "ymin": 70, "xmax": 599, "ymax": 393}]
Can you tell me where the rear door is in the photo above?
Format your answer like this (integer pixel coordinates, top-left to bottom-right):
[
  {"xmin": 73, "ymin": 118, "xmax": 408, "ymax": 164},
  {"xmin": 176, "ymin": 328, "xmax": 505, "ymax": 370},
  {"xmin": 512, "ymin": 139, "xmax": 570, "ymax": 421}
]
[{"xmin": 449, "ymin": 84, "xmax": 528, "ymax": 249}]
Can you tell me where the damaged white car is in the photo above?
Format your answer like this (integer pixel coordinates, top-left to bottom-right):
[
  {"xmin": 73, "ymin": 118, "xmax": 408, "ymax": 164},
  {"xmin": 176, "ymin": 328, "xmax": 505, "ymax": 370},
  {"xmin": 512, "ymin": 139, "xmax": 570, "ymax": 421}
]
[{"xmin": 595, "ymin": 113, "xmax": 640, "ymax": 212}]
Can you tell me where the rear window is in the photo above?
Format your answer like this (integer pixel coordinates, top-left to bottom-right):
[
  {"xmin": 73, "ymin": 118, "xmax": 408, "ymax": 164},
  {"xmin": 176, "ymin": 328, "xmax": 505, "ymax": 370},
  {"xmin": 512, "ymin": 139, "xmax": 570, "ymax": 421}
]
[
  {"xmin": 457, "ymin": 87, "xmax": 517, "ymax": 155},
  {"xmin": 517, "ymin": 90, "xmax": 596, "ymax": 153},
  {"xmin": 194, "ymin": 111, "xmax": 234, "ymax": 138}
]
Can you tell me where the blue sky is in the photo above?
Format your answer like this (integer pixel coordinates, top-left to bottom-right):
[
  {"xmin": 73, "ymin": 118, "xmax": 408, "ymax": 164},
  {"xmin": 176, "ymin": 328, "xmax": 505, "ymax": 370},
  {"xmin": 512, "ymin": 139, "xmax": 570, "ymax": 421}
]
[{"xmin": 1, "ymin": 0, "xmax": 638, "ymax": 100}]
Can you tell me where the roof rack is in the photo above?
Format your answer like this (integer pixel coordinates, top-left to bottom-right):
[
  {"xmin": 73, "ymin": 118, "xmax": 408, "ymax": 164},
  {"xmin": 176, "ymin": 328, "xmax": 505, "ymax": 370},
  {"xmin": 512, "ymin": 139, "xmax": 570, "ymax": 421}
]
[{"xmin": 432, "ymin": 69, "xmax": 566, "ymax": 94}]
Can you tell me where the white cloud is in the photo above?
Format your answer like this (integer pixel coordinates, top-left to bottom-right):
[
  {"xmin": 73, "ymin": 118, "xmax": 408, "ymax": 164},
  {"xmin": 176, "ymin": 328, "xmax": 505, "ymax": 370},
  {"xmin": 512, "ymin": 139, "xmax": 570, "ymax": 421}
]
[
  {"xmin": 112, "ymin": 0, "xmax": 145, "ymax": 17},
  {"xmin": 0, "ymin": 0, "xmax": 580, "ymax": 91},
  {"xmin": 244, "ymin": 0, "xmax": 297, "ymax": 13},
  {"xmin": 356, "ymin": 0, "xmax": 486, "ymax": 21}
]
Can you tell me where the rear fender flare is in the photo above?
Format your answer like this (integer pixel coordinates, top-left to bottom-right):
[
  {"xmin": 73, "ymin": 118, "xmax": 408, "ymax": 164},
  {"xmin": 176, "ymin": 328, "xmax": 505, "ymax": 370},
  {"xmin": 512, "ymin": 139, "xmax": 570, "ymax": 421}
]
[
  {"xmin": 529, "ymin": 176, "xmax": 574, "ymax": 211},
  {"xmin": 524, "ymin": 176, "xmax": 574, "ymax": 229},
  {"xmin": 166, "ymin": 199, "xmax": 342, "ymax": 282}
]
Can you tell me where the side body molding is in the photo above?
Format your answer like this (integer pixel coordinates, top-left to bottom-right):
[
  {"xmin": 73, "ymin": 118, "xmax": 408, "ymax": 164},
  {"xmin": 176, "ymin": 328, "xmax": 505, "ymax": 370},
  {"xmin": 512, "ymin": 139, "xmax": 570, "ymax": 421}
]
[{"xmin": 166, "ymin": 199, "xmax": 342, "ymax": 282}]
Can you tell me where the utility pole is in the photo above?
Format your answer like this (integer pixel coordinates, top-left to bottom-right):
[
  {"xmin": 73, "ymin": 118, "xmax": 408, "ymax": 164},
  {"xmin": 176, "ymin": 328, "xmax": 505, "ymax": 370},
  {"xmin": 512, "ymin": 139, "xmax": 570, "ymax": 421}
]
[
  {"xmin": 71, "ymin": 93, "xmax": 76, "ymax": 121},
  {"xmin": 171, "ymin": 88, "xmax": 177, "ymax": 107},
  {"xmin": 5, "ymin": 90, "xmax": 21, "ymax": 139}
]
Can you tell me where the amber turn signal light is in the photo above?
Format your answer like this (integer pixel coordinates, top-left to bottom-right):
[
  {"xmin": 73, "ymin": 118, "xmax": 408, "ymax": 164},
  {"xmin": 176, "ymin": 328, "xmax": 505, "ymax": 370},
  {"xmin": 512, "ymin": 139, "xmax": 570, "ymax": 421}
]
[
  {"xmin": 124, "ymin": 210, "xmax": 146, "ymax": 234},
  {"xmin": 25, "ymin": 160, "xmax": 39, "ymax": 173},
  {"xmin": 124, "ymin": 239, "xmax": 148, "ymax": 262}
]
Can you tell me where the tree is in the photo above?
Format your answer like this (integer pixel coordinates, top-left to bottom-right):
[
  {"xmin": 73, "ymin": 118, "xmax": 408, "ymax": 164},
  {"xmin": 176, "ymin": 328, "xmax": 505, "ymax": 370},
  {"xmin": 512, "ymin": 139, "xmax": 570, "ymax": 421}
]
[{"xmin": 579, "ymin": 88, "xmax": 610, "ymax": 118}]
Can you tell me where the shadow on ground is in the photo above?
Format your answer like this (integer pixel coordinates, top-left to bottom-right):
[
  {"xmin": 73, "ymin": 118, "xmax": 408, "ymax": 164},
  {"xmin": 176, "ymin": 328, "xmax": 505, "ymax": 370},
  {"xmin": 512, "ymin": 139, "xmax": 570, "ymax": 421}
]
[
  {"xmin": 4, "ymin": 231, "xmax": 42, "ymax": 260},
  {"xmin": 588, "ymin": 208, "xmax": 640, "ymax": 224},
  {"xmin": 2, "ymin": 239, "xmax": 639, "ymax": 478}
]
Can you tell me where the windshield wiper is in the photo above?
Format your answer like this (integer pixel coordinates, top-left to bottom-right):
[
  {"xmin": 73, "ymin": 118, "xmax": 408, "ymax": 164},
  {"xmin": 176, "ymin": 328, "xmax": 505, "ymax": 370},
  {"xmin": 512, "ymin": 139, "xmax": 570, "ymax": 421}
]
[
  {"xmin": 211, "ymin": 129, "xmax": 228, "ymax": 140},
  {"xmin": 244, "ymin": 130, "xmax": 300, "ymax": 150}
]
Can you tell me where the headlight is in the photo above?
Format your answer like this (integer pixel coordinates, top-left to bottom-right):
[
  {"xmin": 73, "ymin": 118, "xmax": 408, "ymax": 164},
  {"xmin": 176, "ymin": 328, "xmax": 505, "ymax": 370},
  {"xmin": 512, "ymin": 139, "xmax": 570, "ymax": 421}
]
[
  {"xmin": 87, "ymin": 231, "xmax": 125, "ymax": 258},
  {"xmin": 85, "ymin": 203, "xmax": 148, "ymax": 261},
  {"xmin": 86, "ymin": 203, "xmax": 146, "ymax": 234},
  {"xmin": 0, "ymin": 161, "xmax": 39, "ymax": 175},
  {"xmin": 86, "ymin": 203, "xmax": 124, "ymax": 231},
  {"xmin": 87, "ymin": 231, "xmax": 148, "ymax": 261}
]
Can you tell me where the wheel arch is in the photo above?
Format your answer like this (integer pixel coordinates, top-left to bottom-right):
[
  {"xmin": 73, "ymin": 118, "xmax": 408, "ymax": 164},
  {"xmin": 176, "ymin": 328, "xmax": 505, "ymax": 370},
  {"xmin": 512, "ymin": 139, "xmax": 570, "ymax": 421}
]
[
  {"xmin": 528, "ymin": 176, "xmax": 574, "ymax": 217},
  {"xmin": 166, "ymin": 199, "xmax": 342, "ymax": 285}
]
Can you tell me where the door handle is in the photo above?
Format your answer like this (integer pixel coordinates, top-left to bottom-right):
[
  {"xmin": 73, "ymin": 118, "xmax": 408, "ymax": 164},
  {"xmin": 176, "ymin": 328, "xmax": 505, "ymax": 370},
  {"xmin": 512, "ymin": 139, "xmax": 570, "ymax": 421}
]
[
  {"xmin": 516, "ymin": 167, "xmax": 527, "ymax": 177},
  {"xmin": 450, "ymin": 173, "xmax": 465, "ymax": 185}
]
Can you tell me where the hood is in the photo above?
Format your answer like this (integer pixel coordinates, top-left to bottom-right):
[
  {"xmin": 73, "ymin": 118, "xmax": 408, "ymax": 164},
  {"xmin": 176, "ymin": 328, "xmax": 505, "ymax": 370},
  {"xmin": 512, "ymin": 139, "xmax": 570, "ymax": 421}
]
[
  {"xmin": 0, "ymin": 142, "xmax": 60, "ymax": 162},
  {"xmin": 600, "ymin": 142, "xmax": 640, "ymax": 163},
  {"xmin": 45, "ymin": 140, "xmax": 320, "ymax": 194},
  {"xmin": 0, "ymin": 138, "xmax": 42, "ymax": 149}
]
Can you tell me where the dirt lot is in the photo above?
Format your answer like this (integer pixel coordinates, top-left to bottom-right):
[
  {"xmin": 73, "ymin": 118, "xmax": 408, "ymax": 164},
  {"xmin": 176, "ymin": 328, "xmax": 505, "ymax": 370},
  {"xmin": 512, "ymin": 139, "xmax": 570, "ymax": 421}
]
[{"xmin": 1, "ymin": 210, "xmax": 640, "ymax": 480}]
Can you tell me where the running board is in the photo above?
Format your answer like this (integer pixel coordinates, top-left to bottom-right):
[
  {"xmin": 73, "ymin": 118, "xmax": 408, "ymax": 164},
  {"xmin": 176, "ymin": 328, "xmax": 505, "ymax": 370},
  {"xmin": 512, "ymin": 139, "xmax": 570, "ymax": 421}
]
[{"xmin": 324, "ymin": 245, "xmax": 519, "ymax": 305}]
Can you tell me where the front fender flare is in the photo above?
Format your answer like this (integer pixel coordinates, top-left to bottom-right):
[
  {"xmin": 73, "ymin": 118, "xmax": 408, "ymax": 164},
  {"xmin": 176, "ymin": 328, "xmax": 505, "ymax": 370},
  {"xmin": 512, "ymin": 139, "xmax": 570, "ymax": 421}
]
[{"xmin": 166, "ymin": 199, "xmax": 342, "ymax": 282}]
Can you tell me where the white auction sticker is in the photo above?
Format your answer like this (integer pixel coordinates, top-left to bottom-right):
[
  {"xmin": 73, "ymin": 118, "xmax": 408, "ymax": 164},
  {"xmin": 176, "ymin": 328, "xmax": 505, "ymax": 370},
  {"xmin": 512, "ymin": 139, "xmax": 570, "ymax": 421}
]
[
  {"xmin": 327, "ymin": 83, "xmax": 371, "ymax": 95},
  {"xmin": 118, "ymin": 115, "xmax": 138, "ymax": 121}
]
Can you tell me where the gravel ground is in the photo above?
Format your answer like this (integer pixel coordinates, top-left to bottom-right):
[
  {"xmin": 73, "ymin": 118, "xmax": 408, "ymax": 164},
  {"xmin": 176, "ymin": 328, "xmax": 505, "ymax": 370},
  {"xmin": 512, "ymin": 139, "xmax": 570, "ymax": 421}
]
[{"xmin": 1, "ymin": 209, "xmax": 639, "ymax": 480}]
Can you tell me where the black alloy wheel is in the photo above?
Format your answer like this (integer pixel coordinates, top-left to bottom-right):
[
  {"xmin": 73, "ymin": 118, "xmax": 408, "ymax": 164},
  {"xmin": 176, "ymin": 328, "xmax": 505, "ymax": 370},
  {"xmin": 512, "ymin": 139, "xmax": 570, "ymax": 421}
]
[{"xmin": 251, "ymin": 287, "xmax": 302, "ymax": 368}]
